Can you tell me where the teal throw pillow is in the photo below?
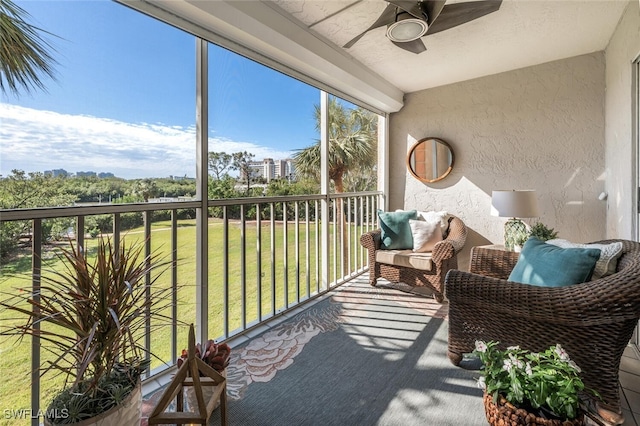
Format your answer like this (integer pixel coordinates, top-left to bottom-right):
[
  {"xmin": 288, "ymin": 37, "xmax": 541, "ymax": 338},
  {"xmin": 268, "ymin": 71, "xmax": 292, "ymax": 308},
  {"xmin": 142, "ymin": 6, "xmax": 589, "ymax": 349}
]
[
  {"xmin": 508, "ymin": 237, "xmax": 601, "ymax": 287},
  {"xmin": 378, "ymin": 210, "xmax": 417, "ymax": 250}
]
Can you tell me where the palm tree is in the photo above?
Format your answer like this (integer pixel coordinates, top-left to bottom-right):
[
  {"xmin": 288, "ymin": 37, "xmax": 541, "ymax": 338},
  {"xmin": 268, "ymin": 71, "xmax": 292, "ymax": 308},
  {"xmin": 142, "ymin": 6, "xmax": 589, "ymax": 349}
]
[
  {"xmin": 294, "ymin": 97, "xmax": 378, "ymax": 275},
  {"xmin": 0, "ymin": 0, "xmax": 58, "ymax": 96},
  {"xmin": 293, "ymin": 97, "xmax": 377, "ymax": 193}
]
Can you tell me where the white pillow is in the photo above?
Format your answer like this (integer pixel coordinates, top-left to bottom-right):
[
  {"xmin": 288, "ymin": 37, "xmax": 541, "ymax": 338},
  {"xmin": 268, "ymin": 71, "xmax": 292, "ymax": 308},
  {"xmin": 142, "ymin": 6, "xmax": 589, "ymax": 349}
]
[
  {"xmin": 546, "ymin": 239, "xmax": 623, "ymax": 279},
  {"xmin": 409, "ymin": 219, "xmax": 443, "ymax": 253},
  {"xmin": 417, "ymin": 210, "xmax": 450, "ymax": 236}
]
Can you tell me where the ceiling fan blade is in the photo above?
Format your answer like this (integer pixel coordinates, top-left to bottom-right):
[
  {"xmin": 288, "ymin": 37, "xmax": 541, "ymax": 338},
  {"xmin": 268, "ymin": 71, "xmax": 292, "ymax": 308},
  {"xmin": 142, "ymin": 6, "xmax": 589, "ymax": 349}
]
[
  {"xmin": 422, "ymin": 0, "xmax": 447, "ymax": 27},
  {"xmin": 387, "ymin": 0, "xmax": 428, "ymax": 20},
  {"xmin": 343, "ymin": 4, "xmax": 397, "ymax": 48},
  {"xmin": 426, "ymin": 0, "xmax": 502, "ymax": 36},
  {"xmin": 392, "ymin": 39, "xmax": 427, "ymax": 54}
]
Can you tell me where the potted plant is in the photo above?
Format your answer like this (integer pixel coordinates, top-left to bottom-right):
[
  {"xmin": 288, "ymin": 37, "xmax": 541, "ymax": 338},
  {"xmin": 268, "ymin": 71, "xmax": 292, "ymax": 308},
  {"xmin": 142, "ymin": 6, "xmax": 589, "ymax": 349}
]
[
  {"xmin": 0, "ymin": 236, "xmax": 176, "ymax": 425},
  {"xmin": 474, "ymin": 340, "xmax": 593, "ymax": 426},
  {"xmin": 177, "ymin": 339, "xmax": 231, "ymax": 411},
  {"xmin": 528, "ymin": 222, "xmax": 558, "ymax": 241}
]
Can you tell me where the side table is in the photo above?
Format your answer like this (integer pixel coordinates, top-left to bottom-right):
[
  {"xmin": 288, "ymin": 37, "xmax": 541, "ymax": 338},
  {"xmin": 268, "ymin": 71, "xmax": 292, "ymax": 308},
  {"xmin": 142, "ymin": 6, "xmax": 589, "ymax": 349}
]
[{"xmin": 470, "ymin": 244, "xmax": 520, "ymax": 279}]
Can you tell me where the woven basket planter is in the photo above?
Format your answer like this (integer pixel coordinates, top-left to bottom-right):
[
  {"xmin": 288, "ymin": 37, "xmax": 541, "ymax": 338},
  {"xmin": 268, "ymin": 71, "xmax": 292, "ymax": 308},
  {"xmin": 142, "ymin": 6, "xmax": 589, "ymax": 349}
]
[
  {"xmin": 483, "ymin": 392, "xmax": 584, "ymax": 426},
  {"xmin": 44, "ymin": 381, "xmax": 141, "ymax": 426}
]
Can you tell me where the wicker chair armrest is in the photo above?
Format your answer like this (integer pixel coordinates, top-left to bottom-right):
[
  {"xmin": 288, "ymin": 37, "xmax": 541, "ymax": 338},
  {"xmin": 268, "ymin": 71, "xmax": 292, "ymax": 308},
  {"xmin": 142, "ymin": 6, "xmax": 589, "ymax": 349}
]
[
  {"xmin": 444, "ymin": 216, "xmax": 467, "ymax": 254},
  {"xmin": 432, "ymin": 240, "xmax": 455, "ymax": 263},
  {"xmin": 431, "ymin": 216, "xmax": 467, "ymax": 263},
  {"xmin": 468, "ymin": 246, "xmax": 519, "ymax": 279},
  {"xmin": 445, "ymin": 269, "xmax": 640, "ymax": 326},
  {"xmin": 360, "ymin": 229, "xmax": 382, "ymax": 252}
]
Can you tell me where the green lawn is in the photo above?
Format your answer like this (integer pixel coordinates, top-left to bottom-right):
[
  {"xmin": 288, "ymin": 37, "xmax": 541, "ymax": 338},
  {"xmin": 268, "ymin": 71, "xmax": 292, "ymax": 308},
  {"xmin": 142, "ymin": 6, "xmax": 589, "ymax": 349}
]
[{"xmin": 0, "ymin": 217, "xmax": 369, "ymax": 422}]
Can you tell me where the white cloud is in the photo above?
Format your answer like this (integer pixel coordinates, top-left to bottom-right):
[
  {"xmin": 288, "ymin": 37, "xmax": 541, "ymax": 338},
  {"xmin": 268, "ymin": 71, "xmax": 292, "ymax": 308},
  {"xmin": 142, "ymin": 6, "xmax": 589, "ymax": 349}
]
[{"xmin": 0, "ymin": 104, "xmax": 294, "ymax": 179}]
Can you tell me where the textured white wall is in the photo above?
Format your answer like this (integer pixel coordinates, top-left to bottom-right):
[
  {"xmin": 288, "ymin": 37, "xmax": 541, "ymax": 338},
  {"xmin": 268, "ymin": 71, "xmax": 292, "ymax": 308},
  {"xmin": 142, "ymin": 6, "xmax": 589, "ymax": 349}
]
[
  {"xmin": 389, "ymin": 53, "xmax": 607, "ymax": 270},
  {"xmin": 605, "ymin": 1, "xmax": 640, "ymax": 240}
]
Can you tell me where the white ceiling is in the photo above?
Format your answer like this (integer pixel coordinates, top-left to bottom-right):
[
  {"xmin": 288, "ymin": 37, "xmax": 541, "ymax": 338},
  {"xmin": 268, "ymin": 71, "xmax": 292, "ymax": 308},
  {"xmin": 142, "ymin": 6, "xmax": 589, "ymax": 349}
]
[
  {"xmin": 271, "ymin": 0, "xmax": 628, "ymax": 93},
  {"xmin": 128, "ymin": 0, "xmax": 629, "ymax": 112}
]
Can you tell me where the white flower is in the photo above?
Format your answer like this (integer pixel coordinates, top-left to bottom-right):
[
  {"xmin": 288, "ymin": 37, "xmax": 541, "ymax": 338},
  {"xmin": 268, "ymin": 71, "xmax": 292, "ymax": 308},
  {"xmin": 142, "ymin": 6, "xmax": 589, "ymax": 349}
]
[
  {"xmin": 475, "ymin": 341, "xmax": 487, "ymax": 353},
  {"xmin": 555, "ymin": 344, "xmax": 570, "ymax": 361},
  {"xmin": 477, "ymin": 376, "xmax": 486, "ymax": 390},
  {"xmin": 508, "ymin": 353, "xmax": 524, "ymax": 369},
  {"xmin": 525, "ymin": 362, "xmax": 533, "ymax": 376},
  {"xmin": 568, "ymin": 360, "xmax": 581, "ymax": 372},
  {"xmin": 503, "ymin": 359, "xmax": 513, "ymax": 372},
  {"xmin": 507, "ymin": 345, "xmax": 520, "ymax": 351}
]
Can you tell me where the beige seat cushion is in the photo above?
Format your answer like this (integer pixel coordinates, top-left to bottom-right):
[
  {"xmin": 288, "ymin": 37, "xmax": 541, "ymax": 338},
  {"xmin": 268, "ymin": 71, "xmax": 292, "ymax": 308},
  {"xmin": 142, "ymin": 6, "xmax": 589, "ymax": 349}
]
[{"xmin": 375, "ymin": 249, "xmax": 433, "ymax": 271}]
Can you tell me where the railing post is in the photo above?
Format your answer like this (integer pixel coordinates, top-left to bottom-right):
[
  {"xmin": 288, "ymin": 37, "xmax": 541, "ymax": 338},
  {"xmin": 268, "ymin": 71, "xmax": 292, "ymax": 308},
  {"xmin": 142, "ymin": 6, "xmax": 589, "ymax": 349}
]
[
  {"xmin": 240, "ymin": 204, "xmax": 246, "ymax": 329},
  {"xmin": 144, "ymin": 211, "xmax": 152, "ymax": 373},
  {"xmin": 305, "ymin": 200, "xmax": 310, "ymax": 297},
  {"xmin": 256, "ymin": 203, "xmax": 262, "ymax": 321},
  {"xmin": 283, "ymin": 201, "xmax": 289, "ymax": 308},
  {"xmin": 76, "ymin": 215, "xmax": 85, "ymax": 250},
  {"xmin": 113, "ymin": 212, "xmax": 121, "ymax": 251},
  {"xmin": 171, "ymin": 209, "xmax": 178, "ymax": 363},
  {"xmin": 270, "ymin": 203, "xmax": 276, "ymax": 316},
  {"xmin": 295, "ymin": 201, "xmax": 300, "ymax": 303},
  {"xmin": 31, "ymin": 219, "xmax": 41, "ymax": 426},
  {"xmin": 223, "ymin": 206, "xmax": 229, "ymax": 337}
]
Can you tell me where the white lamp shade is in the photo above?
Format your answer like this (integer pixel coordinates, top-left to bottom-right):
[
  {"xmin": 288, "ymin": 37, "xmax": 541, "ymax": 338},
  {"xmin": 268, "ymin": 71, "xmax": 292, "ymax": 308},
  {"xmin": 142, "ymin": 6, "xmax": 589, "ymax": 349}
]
[{"xmin": 491, "ymin": 190, "xmax": 539, "ymax": 218}]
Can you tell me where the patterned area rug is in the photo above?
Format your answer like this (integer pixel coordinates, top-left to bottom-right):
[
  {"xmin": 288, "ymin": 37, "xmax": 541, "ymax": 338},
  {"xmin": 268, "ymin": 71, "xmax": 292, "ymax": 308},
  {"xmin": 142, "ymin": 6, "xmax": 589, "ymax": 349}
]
[{"xmin": 141, "ymin": 276, "xmax": 485, "ymax": 425}]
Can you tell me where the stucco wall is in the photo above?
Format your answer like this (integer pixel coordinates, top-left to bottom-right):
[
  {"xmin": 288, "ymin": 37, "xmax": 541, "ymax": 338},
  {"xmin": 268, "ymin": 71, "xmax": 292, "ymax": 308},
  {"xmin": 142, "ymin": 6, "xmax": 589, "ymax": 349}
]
[
  {"xmin": 389, "ymin": 52, "xmax": 607, "ymax": 270},
  {"xmin": 605, "ymin": 1, "xmax": 639, "ymax": 240}
]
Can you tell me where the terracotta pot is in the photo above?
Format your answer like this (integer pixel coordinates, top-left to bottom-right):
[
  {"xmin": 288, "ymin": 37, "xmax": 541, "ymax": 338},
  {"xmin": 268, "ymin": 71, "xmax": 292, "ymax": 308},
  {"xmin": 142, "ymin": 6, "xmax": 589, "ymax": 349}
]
[
  {"xmin": 44, "ymin": 381, "xmax": 141, "ymax": 426},
  {"xmin": 483, "ymin": 392, "xmax": 584, "ymax": 426}
]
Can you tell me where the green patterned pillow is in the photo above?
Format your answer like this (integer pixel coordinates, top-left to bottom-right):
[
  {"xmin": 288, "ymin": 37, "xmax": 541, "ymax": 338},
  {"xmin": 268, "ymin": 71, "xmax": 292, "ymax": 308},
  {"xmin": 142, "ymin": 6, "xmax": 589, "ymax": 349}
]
[
  {"xmin": 508, "ymin": 238, "xmax": 601, "ymax": 287},
  {"xmin": 546, "ymin": 239, "xmax": 623, "ymax": 279},
  {"xmin": 378, "ymin": 210, "xmax": 417, "ymax": 250}
]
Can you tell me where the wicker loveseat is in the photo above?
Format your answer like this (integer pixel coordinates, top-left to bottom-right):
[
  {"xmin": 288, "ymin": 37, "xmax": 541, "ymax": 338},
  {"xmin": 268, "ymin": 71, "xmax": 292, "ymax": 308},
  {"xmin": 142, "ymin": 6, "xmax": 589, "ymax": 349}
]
[
  {"xmin": 445, "ymin": 240, "xmax": 640, "ymax": 424},
  {"xmin": 360, "ymin": 215, "xmax": 467, "ymax": 302}
]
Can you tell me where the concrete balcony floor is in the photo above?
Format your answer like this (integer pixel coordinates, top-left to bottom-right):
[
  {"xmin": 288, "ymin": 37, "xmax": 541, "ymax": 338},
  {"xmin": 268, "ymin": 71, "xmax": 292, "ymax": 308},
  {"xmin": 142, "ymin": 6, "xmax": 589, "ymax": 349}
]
[{"xmin": 141, "ymin": 274, "xmax": 640, "ymax": 426}]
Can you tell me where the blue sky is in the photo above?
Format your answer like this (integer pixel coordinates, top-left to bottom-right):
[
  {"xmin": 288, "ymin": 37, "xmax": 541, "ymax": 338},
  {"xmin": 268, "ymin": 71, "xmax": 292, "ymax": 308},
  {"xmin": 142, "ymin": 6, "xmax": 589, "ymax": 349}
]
[{"xmin": 1, "ymin": 0, "xmax": 321, "ymax": 179}]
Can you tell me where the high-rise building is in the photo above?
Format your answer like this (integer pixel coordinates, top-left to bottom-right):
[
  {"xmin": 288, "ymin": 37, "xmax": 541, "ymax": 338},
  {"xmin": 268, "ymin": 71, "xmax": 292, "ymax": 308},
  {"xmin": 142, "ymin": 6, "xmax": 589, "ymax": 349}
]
[
  {"xmin": 246, "ymin": 158, "xmax": 295, "ymax": 182},
  {"xmin": 275, "ymin": 159, "xmax": 295, "ymax": 181}
]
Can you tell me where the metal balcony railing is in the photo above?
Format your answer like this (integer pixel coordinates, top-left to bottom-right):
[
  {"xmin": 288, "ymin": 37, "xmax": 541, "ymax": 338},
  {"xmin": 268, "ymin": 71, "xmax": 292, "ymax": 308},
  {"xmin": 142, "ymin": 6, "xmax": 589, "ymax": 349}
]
[{"xmin": 0, "ymin": 191, "xmax": 380, "ymax": 424}]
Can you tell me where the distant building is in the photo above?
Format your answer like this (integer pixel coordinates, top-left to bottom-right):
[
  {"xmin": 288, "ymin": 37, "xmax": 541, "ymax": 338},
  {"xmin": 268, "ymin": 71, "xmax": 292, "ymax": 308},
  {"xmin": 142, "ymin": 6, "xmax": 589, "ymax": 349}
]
[
  {"xmin": 76, "ymin": 171, "xmax": 97, "ymax": 178},
  {"xmin": 246, "ymin": 158, "xmax": 295, "ymax": 182},
  {"xmin": 98, "ymin": 172, "xmax": 115, "ymax": 178},
  {"xmin": 170, "ymin": 175, "xmax": 195, "ymax": 181},
  {"xmin": 44, "ymin": 168, "xmax": 69, "ymax": 177},
  {"xmin": 275, "ymin": 159, "xmax": 295, "ymax": 181}
]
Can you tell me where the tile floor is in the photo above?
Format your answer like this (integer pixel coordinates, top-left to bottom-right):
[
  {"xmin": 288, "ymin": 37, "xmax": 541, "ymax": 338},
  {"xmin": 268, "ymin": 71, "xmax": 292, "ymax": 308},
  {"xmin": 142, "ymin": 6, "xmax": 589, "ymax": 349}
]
[{"xmin": 620, "ymin": 344, "xmax": 640, "ymax": 425}]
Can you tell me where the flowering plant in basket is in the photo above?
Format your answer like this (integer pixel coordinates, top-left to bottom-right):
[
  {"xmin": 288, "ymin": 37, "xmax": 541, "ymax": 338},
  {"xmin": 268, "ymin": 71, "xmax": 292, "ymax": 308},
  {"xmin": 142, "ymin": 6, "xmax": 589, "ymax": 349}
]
[
  {"xmin": 474, "ymin": 341, "xmax": 595, "ymax": 421},
  {"xmin": 177, "ymin": 340, "xmax": 231, "ymax": 373}
]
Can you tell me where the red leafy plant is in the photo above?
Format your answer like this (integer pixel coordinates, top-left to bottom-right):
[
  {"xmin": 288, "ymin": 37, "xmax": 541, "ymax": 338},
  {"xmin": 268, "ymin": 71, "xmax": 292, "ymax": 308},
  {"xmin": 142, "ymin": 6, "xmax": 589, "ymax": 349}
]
[{"xmin": 178, "ymin": 340, "xmax": 231, "ymax": 374}]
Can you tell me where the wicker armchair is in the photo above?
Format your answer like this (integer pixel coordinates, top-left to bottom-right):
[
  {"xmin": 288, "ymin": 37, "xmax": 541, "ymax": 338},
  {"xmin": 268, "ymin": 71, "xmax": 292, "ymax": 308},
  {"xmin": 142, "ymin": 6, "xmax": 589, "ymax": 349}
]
[
  {"xmin": 360, "ymin": 215, "xmax": 467, "ymax": 302},
  {"xmin": 445, "ymin": 240, "xmax": 640, "ymax": 423}
]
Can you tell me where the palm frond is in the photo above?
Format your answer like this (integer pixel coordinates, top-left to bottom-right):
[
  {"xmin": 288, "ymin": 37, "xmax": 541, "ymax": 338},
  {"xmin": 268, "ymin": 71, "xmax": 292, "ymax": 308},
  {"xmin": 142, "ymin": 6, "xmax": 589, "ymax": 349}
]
[
  {"xmin": 295, "ymin": 96, "xmax": 378, "ymax": 192},
  {"xmin": 0, "ymin": 0, "xmax": 59, "ymax": 96}
]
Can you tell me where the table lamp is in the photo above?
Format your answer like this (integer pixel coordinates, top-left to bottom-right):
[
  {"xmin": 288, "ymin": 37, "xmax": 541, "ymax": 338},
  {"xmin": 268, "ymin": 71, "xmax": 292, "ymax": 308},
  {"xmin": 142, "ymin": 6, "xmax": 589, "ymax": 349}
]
[{"xmin": 491, "ymin": 190, "xmax": 539, "ymax": 251}]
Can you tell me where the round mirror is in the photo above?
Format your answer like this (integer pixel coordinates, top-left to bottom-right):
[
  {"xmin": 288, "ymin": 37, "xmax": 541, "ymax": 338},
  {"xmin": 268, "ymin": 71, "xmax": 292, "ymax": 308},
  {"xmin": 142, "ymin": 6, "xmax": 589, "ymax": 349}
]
[{"xmin": 406, "ymin": 137, "xmax": 454, "ymax": 183}]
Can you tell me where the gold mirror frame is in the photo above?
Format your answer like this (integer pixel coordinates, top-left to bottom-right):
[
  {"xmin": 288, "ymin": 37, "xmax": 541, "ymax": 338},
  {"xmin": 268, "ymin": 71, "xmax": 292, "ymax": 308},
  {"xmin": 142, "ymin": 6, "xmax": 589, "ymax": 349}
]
[{"xmin": 406, "ymin": 137, "xmax": 455, "ymax": 183}]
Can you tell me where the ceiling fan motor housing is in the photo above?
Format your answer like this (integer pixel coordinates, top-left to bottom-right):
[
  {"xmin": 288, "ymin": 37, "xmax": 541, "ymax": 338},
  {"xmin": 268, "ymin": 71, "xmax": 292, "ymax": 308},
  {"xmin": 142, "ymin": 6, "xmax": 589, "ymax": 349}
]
[
  {"xmin": 386, "ymin": 10, "xmax": 429, "ymax": 42},
  {"xmin": 387, "ymin": 8, "xmax": 429, "ymax": 42}
]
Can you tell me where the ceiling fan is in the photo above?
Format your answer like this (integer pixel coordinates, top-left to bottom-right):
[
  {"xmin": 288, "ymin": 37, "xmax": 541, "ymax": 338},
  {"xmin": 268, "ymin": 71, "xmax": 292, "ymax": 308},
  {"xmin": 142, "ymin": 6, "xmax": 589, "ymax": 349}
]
[{"xmin": 343, "ymin": 0, "xmax": 502, "ymax": 54}]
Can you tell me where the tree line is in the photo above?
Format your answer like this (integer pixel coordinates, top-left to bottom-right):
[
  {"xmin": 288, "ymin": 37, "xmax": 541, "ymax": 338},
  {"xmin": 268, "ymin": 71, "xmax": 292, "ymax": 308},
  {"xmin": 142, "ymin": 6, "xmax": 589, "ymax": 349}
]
[{"xmin": 0, "ymin": 168, "xmax": 313, "ymax": 259}]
